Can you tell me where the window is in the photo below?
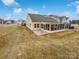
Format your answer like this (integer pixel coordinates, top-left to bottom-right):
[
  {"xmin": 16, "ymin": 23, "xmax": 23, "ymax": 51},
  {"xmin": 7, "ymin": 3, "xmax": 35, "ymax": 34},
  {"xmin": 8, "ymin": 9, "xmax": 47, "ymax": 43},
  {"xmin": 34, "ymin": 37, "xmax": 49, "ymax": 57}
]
[
  {"xmin": 41, "ymin": 24, "xmax": 43, "ymax": 28},
  {"xmin": 30, "ymin": 24, "xmax": 31, "ymax": 27},
  {"xmin": 47, "ymin": 24, "xmax": 49, "ymax": 30},
  {"xmin": 51, "ymin": 25, "xmax": 54, "ymax": 31},
  {"xmin": 55, "ymin": 24, "xmax": 57, "ymax": 27},
  {"xmin": 46, "ymin": 24, "xmax": 49, "ymax": 30},
  {"xmin": 37, "ymin": 24, "xmax": 39, "ymax": 28},
  {"xmin": 34, "ymin": 24, "xmax": 36, "ymax": 28},
  {"xmin": 62, "ymin": 24, "xmax": 64, "ymax": 29},
  {"xmin": 59, "ymin": 24, "xmax": 64, "ymax": 29},
  {"xmin": 59, "ymin": 24, "xmax": 62, "ymax": 29}
]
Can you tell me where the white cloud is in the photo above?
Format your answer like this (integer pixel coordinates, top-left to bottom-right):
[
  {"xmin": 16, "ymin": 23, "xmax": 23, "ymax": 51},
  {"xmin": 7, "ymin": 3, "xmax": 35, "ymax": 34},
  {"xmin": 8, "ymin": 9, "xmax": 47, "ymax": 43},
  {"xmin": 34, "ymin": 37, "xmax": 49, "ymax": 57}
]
[
  {"xmin": 1, "ymin": 0, "xmax": 19, "ymax": 7},
  {"xmin": 67, "ymin": 1, "xmax": 79, "ymax": 6},
  {"xmin": 76, "ymin": 4, "xmax": 79, "ymax": 14},
  {"xmin": 67, "ymin": 1, "xmax": 79, "ymax": 14},
  {"xmin": 1, "ymin": 0, "xmax": 14, "ymax": 5},
  {"xmin": 13, "ymin": 8, "xmax": 22, "ymax": 15},
  {"xmin": 47, "ymin": 12, "xmax": 53, "ymax": 15},
  {"xmin": 1, "ymin": 0, "xmax": 23, "ymax": 20},
  {"xmin": 27, "ymin": 8, "xmax": 39, "ymax": 14},
  {"xmin": 75, "ymin": 1, "xmax": 79, "ymax": 5}
]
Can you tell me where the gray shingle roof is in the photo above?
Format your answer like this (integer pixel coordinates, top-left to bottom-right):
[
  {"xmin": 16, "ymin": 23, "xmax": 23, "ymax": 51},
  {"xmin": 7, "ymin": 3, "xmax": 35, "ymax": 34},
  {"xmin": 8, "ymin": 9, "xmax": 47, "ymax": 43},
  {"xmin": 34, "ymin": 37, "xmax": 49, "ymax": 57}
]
[
  {"xmin": 28, "ymin": 14, "xmax": 59, "ymax": 23},
  {"xmin": 48, "ymin": 15, "xmax": 68, "ymax": 20},
  {"xmin": 48, "ymin": 15, "xmax": 60, "ymax": 18}
]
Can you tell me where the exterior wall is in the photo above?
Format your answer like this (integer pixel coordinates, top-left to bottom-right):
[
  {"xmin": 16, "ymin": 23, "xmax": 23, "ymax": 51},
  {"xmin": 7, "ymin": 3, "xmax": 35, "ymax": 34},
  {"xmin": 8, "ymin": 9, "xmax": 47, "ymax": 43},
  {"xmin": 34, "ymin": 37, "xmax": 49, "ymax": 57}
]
[
  {"xmin": 62, "ymin": 17, "xmax": 70, "ymax": 24},
  {"xmin": 32, "ymin": 22, "xmax": 41, "ymax": 31},
  {"xmin": 26, "ymin": 15, "xmax": 33, "ymax": 30},
  {"xmin": 50, "ymin": 17, "xmax": 60, "ymax": 23},
  {"xmin": 61, "ymin": 17, "xmax": 70, "ymax": 28},
  {"xmin": 50, "ymin": 16, "xmax": 70, "ymax": 24}
]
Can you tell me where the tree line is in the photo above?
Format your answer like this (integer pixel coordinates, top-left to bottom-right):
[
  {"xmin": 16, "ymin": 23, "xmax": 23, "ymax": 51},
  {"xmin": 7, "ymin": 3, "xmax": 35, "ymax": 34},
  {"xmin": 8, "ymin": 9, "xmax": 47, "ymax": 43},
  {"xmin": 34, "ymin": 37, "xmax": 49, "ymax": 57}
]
[{"xmin": 70, "ymin": 20, "xmax": 79, "ymax": 24}]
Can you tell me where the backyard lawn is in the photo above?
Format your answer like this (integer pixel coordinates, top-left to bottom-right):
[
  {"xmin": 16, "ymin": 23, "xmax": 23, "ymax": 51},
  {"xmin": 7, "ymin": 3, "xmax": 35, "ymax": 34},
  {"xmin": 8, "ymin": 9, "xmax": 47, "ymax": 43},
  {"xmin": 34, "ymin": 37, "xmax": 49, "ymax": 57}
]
[{"xmin": 0, "ymin": 26, "xmax": 79, "ymax": 59}]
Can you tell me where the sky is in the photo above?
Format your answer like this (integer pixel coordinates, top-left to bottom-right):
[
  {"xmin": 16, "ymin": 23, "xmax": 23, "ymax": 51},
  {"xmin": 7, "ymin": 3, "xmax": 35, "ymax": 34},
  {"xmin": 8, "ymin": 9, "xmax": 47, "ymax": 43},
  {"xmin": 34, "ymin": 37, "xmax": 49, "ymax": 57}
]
[{"xmin": 0, "ymin": 0, "xmax": 79, "ymax": 20}]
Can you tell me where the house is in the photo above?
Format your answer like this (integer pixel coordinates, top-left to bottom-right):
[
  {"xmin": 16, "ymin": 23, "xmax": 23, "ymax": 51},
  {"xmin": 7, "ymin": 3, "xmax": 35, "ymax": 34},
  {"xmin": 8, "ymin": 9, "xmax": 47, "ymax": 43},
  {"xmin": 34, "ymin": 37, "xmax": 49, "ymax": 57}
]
[
  {"xmin": 0, "ymin": 18, "xmax": 4, "ymax": 24},
  {"xmin": 21, "ymin": 20, "xmax": 26, "ymax": 26},
  {"xmin": 17, "ymin": 20, "xmax": 26, "ymax": 26},
  {"xmin": 26, "ymin": 13, "xmax": 70, "ymax": 35},
  {"xmin": 4, "ymin": 20, "xmax": 16, "ymax": 24}
]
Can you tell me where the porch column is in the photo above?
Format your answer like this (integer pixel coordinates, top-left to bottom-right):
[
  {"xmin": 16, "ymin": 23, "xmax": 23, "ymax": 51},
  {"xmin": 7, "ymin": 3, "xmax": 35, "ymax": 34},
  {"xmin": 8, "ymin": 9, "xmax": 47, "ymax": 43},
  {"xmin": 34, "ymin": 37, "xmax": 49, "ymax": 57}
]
[
  {"xmin": 53, "ymin": 24, "xmax": 55, "ymax": 30},
  {"xmin": 64, "ymin": 24, "xmax": 65, "ymax": 29},
  {"xmin": 56, "ymin": 24, "xmax": 58, "ymax": 30},
  {"xmin": 44, "ymin": 24, "xmax": 46, "ymax": 30},
  {"xmin": 57, "ymin": 24, "xmax": 59, "ymax": 30}
]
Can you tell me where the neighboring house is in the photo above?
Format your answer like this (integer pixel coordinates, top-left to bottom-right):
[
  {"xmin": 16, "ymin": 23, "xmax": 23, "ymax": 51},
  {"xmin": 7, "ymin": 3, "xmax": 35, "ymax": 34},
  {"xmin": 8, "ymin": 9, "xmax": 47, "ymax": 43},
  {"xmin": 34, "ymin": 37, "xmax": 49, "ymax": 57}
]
[
  {"xmin": 4, "ymin": 20, "xmax": 16, "ymax": 24},
  {"xmin": 0, "ymin": 19, "xmax": 4, "ymax": 24},
  {"xmin": 17, "ymin": 20, "xmax": 26, "ymax": 26},
  {"xmin": 26, "ymin": 14, "xmax": 70, "ymax": 35},
  {"xmin": 21, "ymin": 20, "xmax": 26, "ymax": 26},
  {"xmin": 17, "ymin": 20, "xmax": 23, "ymax": 25}
]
